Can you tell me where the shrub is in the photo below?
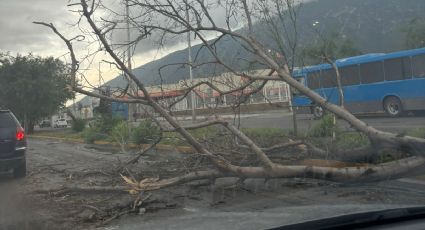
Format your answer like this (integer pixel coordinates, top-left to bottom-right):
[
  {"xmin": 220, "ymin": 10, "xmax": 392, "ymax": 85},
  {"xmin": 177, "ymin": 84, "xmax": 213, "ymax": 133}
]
[
  {"xmin": 90, "ymin": 115, "xmax": 123, "ymax": 134},
  {"xmin": 308, "ymin": 114, "xmax": 339, "ymax": 137},
  {"xmin": 71, "ymin": 118, "xmax": 86, "ymax": 132},
  {"xmin": 132, "ymin": 119, "xmax": 161, "ymax": 145},
  {"xmin": 81, "ymin": 127, "xmax": 107, "ymax": 144},
  {"xmin": 111, "ymin": 121, "xmax": 131, "ymax": 149}
]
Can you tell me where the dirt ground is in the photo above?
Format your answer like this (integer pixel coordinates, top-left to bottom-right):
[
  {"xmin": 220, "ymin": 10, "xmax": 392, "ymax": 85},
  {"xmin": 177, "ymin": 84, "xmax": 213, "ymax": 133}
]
[{"xmin": 2, "ymin": 138, "xmax": 425, "ymax": 230}]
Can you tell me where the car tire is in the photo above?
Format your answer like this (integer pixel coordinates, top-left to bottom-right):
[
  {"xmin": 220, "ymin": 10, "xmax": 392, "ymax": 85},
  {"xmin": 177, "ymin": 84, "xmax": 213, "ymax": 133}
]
[
  {"xmin": 384, "ymin": 96, "xmax": 403, "ymax": 117},
  {"xmin": 13, "ymin": 159, "xmax": 26, "ymax": 178},
  {"xmin": 312, "ymin": 105, "xmax": 325, "ymax": 119}
]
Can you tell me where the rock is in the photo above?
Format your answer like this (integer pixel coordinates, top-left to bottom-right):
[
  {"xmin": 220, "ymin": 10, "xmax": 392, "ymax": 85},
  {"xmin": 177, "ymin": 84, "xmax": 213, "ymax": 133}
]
[
  {"xmin": 138, "ymin": 208, "xmax": 146, "ymax": 215},
  {"xmin": 77, "ymin": 209, "xmax": 96, "ymax": 222}
]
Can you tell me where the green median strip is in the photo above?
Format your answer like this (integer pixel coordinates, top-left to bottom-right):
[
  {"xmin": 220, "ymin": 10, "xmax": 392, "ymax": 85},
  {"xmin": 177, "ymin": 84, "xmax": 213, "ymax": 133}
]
[
  {"xmin": 29, "ymin": 135, "xmax": 195, "ymax": 153},
  {"xmin": 30, "ymin": 135, "xmax": 85, "ymax": 143}
]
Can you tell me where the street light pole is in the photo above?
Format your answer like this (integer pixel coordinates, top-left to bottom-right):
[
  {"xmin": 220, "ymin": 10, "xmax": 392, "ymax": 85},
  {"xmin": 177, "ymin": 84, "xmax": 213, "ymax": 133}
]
[{"xmin": 186, "ymin": 6, "xmax": 196, "ymax": 122}]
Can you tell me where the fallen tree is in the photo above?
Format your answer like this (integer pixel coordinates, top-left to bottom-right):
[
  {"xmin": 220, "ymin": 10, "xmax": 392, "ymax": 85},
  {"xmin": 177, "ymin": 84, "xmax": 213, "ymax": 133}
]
[{"xmin": 34, "ymin": 0, "xmax": 425, "ymax": 192}]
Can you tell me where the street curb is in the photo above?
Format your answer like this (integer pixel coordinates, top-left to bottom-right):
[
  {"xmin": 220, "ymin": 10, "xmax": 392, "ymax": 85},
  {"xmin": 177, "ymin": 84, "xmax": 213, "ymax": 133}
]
[
  {"xmin": 29, "ymin": 135, "xmax": 196, "ymax": 153},
  {"xmin": 29, "ymin": 135, "xmax": 85, "ymax": 144}
]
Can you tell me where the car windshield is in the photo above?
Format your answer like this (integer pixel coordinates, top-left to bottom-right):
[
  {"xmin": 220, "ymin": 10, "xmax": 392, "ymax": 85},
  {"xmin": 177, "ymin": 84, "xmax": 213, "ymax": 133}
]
[{"xmin": 1, "ymin": 0, "xmax": 425, "ymax": 229}]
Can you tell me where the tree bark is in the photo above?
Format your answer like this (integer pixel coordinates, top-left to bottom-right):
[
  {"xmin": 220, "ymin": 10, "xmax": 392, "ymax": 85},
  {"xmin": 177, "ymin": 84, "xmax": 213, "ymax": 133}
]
[{"xmin": 129, "ymin": 156, "xmax": 425, "ymax": 192}]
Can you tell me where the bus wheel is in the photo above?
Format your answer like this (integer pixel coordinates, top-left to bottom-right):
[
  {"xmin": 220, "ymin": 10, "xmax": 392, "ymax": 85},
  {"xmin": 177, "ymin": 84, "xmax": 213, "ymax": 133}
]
[
  {"xmin": 312, "ymin": 105, "xmax": 325, "ymax": 119},
  {"xmin": 384, "ymin": 96, "xmax": 403, "ymax": 117}
]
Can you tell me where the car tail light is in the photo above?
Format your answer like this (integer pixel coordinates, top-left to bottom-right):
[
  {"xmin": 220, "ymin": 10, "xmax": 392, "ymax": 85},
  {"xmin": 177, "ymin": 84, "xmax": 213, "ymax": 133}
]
[{"xmin": 16, "ymin": 127, "xmax": 25, "ymax": 141}]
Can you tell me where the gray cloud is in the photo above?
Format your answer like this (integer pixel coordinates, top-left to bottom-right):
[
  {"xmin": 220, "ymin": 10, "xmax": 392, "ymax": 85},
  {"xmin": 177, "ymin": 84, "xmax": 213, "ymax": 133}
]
[
  {"xmin": 0, "ymin": 0, "xmax": 76, "ymax": 55},
  {"xmin": 0, "ymin": 0, "xmax": 312, "ymax": 58},
  {"xmin": 100, "ymin": 1, "xmax": 242, "ymax": 56}
]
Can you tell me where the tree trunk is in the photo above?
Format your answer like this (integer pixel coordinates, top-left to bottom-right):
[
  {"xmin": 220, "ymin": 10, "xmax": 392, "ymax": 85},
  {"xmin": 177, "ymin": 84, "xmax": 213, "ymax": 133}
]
[
  {"xmin": 27, "ymin": 120, "xmax": 35, "ymax": 134},
  {"xmin": 66, "ymin": 109, "xmax": 77, "ymax": 122},
  {"xmin": 131, "ymin": 156, "xmax": 425, "ymax": 192},
  {"xmin": 330, "ymin": 60, "xmax": 344, "ymax": 108}
]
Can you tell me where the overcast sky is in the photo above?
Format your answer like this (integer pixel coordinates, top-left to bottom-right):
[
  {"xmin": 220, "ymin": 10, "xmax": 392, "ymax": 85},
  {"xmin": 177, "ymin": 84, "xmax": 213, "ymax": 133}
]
[
  {"xmin": 0, "ymin": 0, "xmax": 76, "ymax": 56},
  {"xmin": 0, "ymin": 0, "xmax": 309, "ymax": 105},
  {"xmin": 0, "ymin": 0, "xmax": 220, "ymax": 85},
  {"xmin": 0, "ymin": 0, "xmax": 228, "ymax": 105}
]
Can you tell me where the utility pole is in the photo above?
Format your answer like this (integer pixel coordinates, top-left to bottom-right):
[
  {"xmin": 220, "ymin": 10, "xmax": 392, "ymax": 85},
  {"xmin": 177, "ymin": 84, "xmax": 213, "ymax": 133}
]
[
  {"xmin": 186, "ymin": 6, "xmax": 196, "ymax": 122},
  {"xmin": 125, "ymin": 0, "xmax": 136, "ymax": 123}
]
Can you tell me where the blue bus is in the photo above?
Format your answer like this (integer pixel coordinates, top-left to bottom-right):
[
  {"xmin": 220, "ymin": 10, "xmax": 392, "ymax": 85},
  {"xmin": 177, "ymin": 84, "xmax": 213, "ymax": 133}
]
[{"xmin": 292, "ymin": 47, "xmax": 425, "ymax": 118}]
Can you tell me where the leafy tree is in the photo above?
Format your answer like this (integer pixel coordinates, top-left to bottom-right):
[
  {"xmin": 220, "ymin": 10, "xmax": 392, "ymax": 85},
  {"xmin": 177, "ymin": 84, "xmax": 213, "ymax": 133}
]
[
  {"xmin": 404, "ymin": 17, "xmax": 425, "ymax": 49},
  {"xmin": 302, "ymin": 31, "xmax": 362, "ymax": 65},
  {"xmin": 0, "ymin": 54, "xmax": 74, "ymax": 133}
]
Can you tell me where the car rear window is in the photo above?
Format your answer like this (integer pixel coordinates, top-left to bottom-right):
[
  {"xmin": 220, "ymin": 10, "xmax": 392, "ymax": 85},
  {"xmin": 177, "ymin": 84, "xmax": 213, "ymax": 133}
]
[{"xmin": 0, "ymin": 112, "xmax": 18, "ymax": 128}]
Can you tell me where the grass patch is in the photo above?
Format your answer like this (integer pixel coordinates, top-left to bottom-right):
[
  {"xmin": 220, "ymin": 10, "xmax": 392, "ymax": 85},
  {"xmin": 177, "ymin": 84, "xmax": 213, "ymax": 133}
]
[
  {"xmin": 33, "ymin": 129, "xmax": 82, "ymax": 140},
  {"xmin": 334, "ymin": 132, "xmax": 370, "ymax": 149},
  {"xmin": 32, "ymin": 123, "xmax": 422, "ymax": 153},
  {"xmin": 241, "ymin": 127, "xmax": 289, "ymax": 147},
  {"xmin": 160, "ymin": 126, "xmax": 289, "ymax": 148},
  {"xmin": 81, "ymin": 127, "xmax": 111, "ymax": 144},
  {"xmin": 160, "ymin": 126, "xmax": 227, "ymax": 147},
  {"xmin": 405, "ymin": 128, "xmax": 425, "ymax": 139}
]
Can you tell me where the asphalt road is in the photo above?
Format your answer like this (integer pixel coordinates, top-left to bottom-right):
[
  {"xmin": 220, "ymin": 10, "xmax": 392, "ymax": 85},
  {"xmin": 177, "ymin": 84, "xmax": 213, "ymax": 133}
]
[
  {"xmin": 2, "ymin": 138, "xmax": 425, "ymax": 229},
  {"xmin": 35, "ymin": 111, "xmax": 425, "ymax": 134},
  {"xmin": 170, "ymin": 111, "xmax": 425, "ymax": 133}
]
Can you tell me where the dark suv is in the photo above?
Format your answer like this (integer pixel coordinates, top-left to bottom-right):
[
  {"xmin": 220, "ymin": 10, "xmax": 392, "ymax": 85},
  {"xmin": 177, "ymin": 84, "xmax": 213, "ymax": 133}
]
[{"xmin": 0, "ymin": 110, "xmax": 26, "ymax": 178}]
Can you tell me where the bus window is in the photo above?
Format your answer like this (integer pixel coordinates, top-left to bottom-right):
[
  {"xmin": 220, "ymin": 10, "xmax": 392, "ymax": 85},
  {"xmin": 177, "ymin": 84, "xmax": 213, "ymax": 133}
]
[
  {"xmin": 384, "ymin": 57, "xmax": 412, "ymax": 81},
  {"xmin": 340, "ymin": 65, "xmax": 360, "ymax": 86},
  {"xmin": 412, "ymin": 54, "xmax": 425, "ymax": 78},
  {"xmin": 321, "ymin": 69, "xmax": 337, "ymax": 88},
  {"xmin": 307, "ymin": 71, "xmax": 320, "ymax": 89},
  {"xmin": 360, "ymin": 61, "xmax": 384, "ymax": 84}
]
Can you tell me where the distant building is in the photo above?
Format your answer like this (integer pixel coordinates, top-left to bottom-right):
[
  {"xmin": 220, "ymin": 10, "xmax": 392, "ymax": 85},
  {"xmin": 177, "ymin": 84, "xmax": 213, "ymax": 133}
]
[
  {"xmin": 73, "ymin": 69, "xmax": 290, "ymax": 121},
  {"xmin": 114, "ymin": 69, "xmax": 290, "ymax": 120}
]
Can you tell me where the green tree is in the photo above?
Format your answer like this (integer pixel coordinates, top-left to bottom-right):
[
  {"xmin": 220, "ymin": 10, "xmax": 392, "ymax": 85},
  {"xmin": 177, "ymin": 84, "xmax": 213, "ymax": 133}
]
[
  {"xmin": 404, "ymin": 17, "xmax": 425, "ymax": 49},
  {"xmin": 0, "ymin": 54, "xmax": 74, "ymax": 133},
  {"xmin": 302, "ymin": 31, "xmax": 362, "ymax": 65}
]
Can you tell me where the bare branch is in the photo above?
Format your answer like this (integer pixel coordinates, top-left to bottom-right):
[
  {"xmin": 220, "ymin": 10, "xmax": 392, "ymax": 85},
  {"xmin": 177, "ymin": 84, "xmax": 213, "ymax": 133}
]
[{"xmin": 241, "ymin": 0, "xmax": 253, "ymax": 35}]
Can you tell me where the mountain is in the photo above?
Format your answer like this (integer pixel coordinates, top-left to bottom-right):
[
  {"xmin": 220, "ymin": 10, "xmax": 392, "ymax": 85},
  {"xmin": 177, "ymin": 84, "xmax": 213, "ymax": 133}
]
[{"xmin": 78, "ymin": 0, "xmax": 425, "ymax": 106}]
